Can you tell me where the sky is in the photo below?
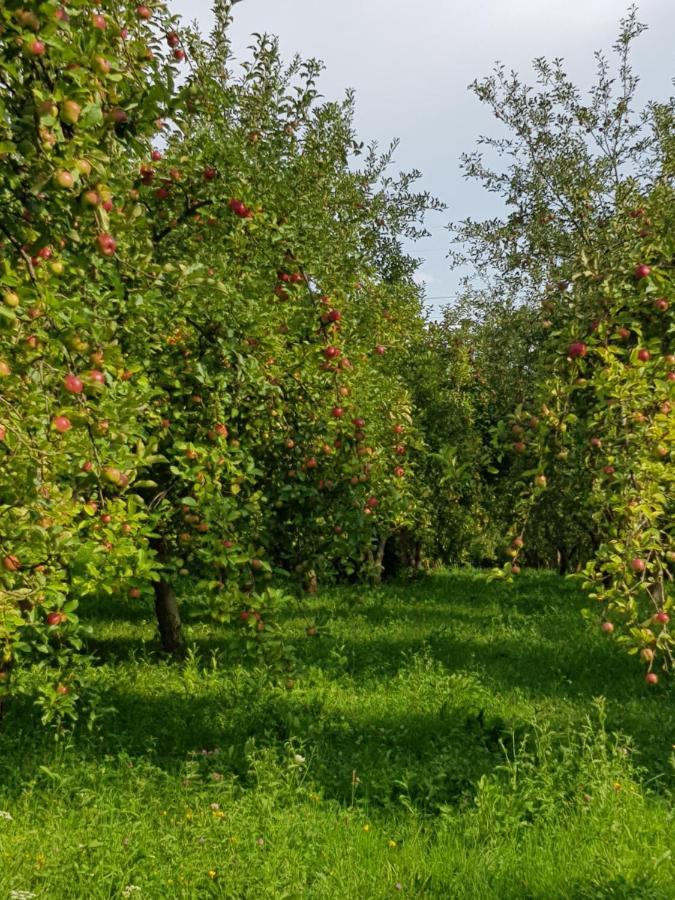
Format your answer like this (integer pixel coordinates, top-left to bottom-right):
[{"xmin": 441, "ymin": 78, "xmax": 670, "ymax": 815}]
[{"xmin": 171, "ymin": 0, "xmax": 675, "ymax": 318}]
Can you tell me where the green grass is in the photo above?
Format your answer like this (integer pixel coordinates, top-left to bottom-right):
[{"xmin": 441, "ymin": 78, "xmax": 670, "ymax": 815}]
[{"xmin": 1, "ymin": 570, "xmax": 674, "ymax": 898}]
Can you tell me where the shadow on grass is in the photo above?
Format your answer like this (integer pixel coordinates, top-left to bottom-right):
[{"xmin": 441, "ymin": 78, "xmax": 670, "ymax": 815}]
[{"xmin": 1, "ymin": 570, "xmax": 672, "ymax": 809}]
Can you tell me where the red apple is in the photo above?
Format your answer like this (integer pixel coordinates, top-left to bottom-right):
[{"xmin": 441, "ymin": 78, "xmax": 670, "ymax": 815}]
[
  {"xmin": 630, "ymin": 558, "xmax": 646, "ymax": 574},
  {"xmin": 637, "ymin": 349, "xmax": 650, "ymax": 362},
  {"xmin": 393, "ymin": 466, "xmax": 405, "ymax": 478},
  {"xmin": 96, "ymin": 233, "xmax": 117, "ymax": 256},
  {"xmin": 173, "ymin": 49, "xmax": 185, "ymax": 61},
  {"xmin": 2, "ymin": 555, "xmax": 20, "ymax": 572},
  {"xmin": 92, "ymin": 13, "xmax": 106, "ymax": 29},
  {"xmin": 46, "ymin": 611, "xmax": 67, "ymax": 626},
  {"xmin": 645, "ymin": 672, "xmax": 658, "ymax": 685},
  {"xmin": 27, "ymin": 39, "xmax": 46, "ymax": 56},
  {"xmin": 52, "ymin": 416, "xmax": 71, "ymax": 433},
  {"xmin": 634, "ymin": 264, "xmax": 651, "ymax": 280},
  {"xmin": 374, "ymin": 344, "xmax": 386, "ymax": 355},
  {"xmin": 654, "ymin": 298, "xmax": 669, "ymax": 312},
  {"xmin": 64, "ymin": 374, "xmax": 84, "ymax": 394},
  {"xmin": 323, "ymin": 346, "xmax": 341, "ymax": 360},
  {"xmin": 601, "ymin": 621, "xmax": 614, "ymax": 634},
  {"xmin": 166, "ymin": 32, "xmax": 180, "ymax": 48},
  {"xmin": 568, "ymin": 341, "xmax": 588, "ymax": 359},
  {"xmin": 653, "ymin": 612, "xmax": 670, "ymax": 625},
  {"xmin": 332, "ymin": 407, "xmax": 344, "ymax": 419},
  {"xmin": 136, "ymin": 5, "xmax": 151, "ymax": 19}
]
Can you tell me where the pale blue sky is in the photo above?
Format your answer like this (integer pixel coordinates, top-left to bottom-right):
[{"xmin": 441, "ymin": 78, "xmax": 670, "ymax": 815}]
[{"xmin": 172, "ymin": 0, "xmax": 675, "ymax": 317}]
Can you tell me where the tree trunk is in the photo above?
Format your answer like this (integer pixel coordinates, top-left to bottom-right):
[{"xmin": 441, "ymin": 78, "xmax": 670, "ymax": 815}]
[{"xmin": 153, "ymin": 577, "xmax": 185, "ymax": 656}]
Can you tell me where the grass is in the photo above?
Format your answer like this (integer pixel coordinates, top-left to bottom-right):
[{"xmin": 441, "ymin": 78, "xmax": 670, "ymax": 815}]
[{"xmin": 0, "ymin": 570, "xmax": 674, "ymax": 899}]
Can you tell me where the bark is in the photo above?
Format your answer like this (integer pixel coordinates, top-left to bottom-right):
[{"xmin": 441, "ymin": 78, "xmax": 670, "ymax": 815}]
[
  {"xmin": 153, "ymin": 577, "xmax": 185, "ymax": 656},
  {"xmin": 303, "ymin": 569, "xmax": 318, "ymax": 594}
]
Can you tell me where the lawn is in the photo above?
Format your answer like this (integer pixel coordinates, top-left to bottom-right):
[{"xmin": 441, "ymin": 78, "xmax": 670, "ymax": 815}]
[{"xmin": 1, "ymin": 571, "xmax": 673, "ymax": 899}]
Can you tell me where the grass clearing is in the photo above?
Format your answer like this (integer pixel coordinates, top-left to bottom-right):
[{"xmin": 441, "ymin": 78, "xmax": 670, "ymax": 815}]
[{"xmin": 1, "ymin": 570, "xmax": 673, "ymax": 898}]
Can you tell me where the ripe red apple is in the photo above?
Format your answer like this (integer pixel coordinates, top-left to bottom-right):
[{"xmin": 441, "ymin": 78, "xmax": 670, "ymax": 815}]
[
  {"xmin": 393, "ymin": 466, "xmax": 405, "ymax": 478},
  {"xmin": 46, "ymin": 611, "xmax": 67, "ymax": 626},
  {"xmin": 1, "ymin": 360, "xmax": 13, "ymax": 376},
  {"xmin": 510, "ymin": 564, "xmax": 521, "ymax": 575},
  {"xmin": 0, "ymin": 426, "xmax": 6, "ymax": 442},
  {"xmin": 323, "ymin": 346, "xmax": 341, "ymax": 360},
  {"xmin": 306, "ymin": 457, "xmax": 318, "ymax": 469},
  {"xmin": 654, "ymin": 298, "xmax": 669, "ymax": 312},
  {"xmin": 616, "ymin": 327, "xmax": 631, "ymax": 341},
  {"xmin": 630, "ymin": 558, "xmax": 646, "ymax": 574},
  {"xmin": 602, "ymin": 465, "xmax": 615, "ymax": 475},
  {"xmin": 637, "ymin": 349, "xmax": 650, "ymax": 362},
  {"xmin": 86, "ymin": 369, "xmax": 106, "ymax": 386},
  {"xmin": 173, "ymin": 49, "xmax": 186, "ymax": 61},
  {"xmin": 27, "ymin": 39, "xmax": 46, "ymax": 56},
  {"xmin": 634, "ymin": 264, "xmax": 651, "ymax": 280},
  {"xmin": 374, "ymin": 344, "xmax": 386, "ymax": 355},
  {"xmin": 96, "ymin": 233, "xmax": 117, "ymax": 257},
  {"xmin": 92, "ymin": 13, "xmax": 106, "ymax": 29},
  {"xmin": 52, "ymin": 416, "xmax": 71, "ymax": 433},
  {"xmin": 568, "ymin": 341, "xmax": 588, "ymax": 359},
  {"xmin": 601, "ymin": 621, "xmax": 614, "ymax": 634},
  {"xmin": 332, "ymin": 406, "xmax": 344, "ymax": 418},
  {"xmin": 366, "ymin": 496, "xmax": 378, "ymax": 509},
  {"xmin": 590, "ymin": 437, "xmax": 602, "ymax": 449},
  {"xmin": 64, "ymin": 374, "xmax": 84, "ymax": 394},
  {"xmin": 645, "ymin": 672, "xmax": 658, "ymax": 685},
  {"xmin": 513, "ymin": 442, "xmax": 526, "ymax": 454},
  {"xmin": 653, "ymin": 612, "xmax": 670, "ymax": 625},
  {"xmin": 203, "ymin": 166, "xmax": 216, "ymax": 181},
  {"xmin": 327, "ymin": 309, "xmax": 341, "ymax": 322},
  {"xmin": 353, "ymin": 418, "xmax": 366, "ymax": 429},
  {"xmin": 136, "ymin": 5, "xmax": 151, "ymax": 19},
  {"xmin": 166, "ymin": 31, "xmax": 180, "ymax": 47}
]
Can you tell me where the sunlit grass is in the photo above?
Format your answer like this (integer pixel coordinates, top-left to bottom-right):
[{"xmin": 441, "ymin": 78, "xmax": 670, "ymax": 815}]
[{"xmin": 1, "ymin": 571, "xmax": 673, "ymax": 898}]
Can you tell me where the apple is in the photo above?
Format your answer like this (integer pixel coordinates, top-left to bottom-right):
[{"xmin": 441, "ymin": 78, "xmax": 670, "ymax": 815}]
[
  {"xmin": 81, "ymin": 460, "xmax": 93, "ymax": 473},
  {"xmin": 630, "ymin": 558, "xmax": 646, "ymax": 574},
  {"xmin": 512, "ymin": 537, "xmax": 524, "ymax": 549},
  {"xmin": 306, "ymin": 626, "xmax": 318, "ymax": 637},
  {"xmin": 52, "ymin": 416, "xmax": 71, "ymax": 433},
  {"xmin": 96, "ymin": 233, "xmax": 117, "ymax": 256},
  {"xmin": 327, "ymin": 309, "xmax": 341, "ymax": 322},
  {"xmin": 87, "ymin": 369, "xmax": 106, "ymax": 386},
  {"xmin": 331, "ymin": 407, "xmax": 344, "ymax": 419},
  {"xmin": 27, "ymin": 39, "xmax": 46, "ymax": 57},
  {"xmin": 240, "ymin": 610, "xmax": 250, "ymax": 622},
  {"xmin": 510, "ymin": 564, "xmax": 521, "ymax": 575},
  {"xmin": 393, "ymin": 466, "xmax": 405, "ymax": 478},
  {"xmin": 394, "ymin": 444, "xmax": 405, "ymax": 456},
  {"xmin": 56, "ymin": 684, "xmax": 69, "ymax": 696},
  {"xmin": 102, "ymin": 466, "xmax": 122, "ymax": 485},
  {"xmin": 136, "ymin": 5, "xmax": 151, "ymax": 19},
  {"xmin": 513, "ymin": 442, "xmax": 526, "ymax": 453},
  {"xmin": 616, "ymin": 327, "xmax": 631, "ymax": 341},
  {"xmin": 366, "ymin": 496, "xmax": 378, "ymax": 509},
  {"xmin": 654, "ymin": 298, "xmax": 669, "ymax": 312},
  {"xmin": 3, "ymin": 291, "xmax": 19, "ymax": 308},
  {"xmin": 203, "ymin": 166, "xmax": 216, "ymax": 181},
  {"xmin": 228, "ymin": 198, "xmax": 249, "ymax": 217},
  {"xmin": 640, "ymin": 647, "xmax": 654, "ymax": 662},
  {"xmin": 352, "ymin": 418, "xmax": 366, "ymax": 429},
  {"xmin": 645, "ymin": 672, "xmax": 658, "ymax": 685},
  {"xmin": 46, "ymin": 611, "xmax": 67, "ymax": 626},
  {"xmin": 634, "ymin": 264, "xmax": 651, "ymax": 280},
  {"xmin": 637, "ymin": 349, "xmax": 650, "ymax": 362},
  {"xmin": 0, "ymin": 361, "xmax": 12, "ymax": 378},
  {"xmin": 534, "ymin": 474, "xmax": 547, "ymax": 488},
  {"xmin": 653, "ymin": 612, "xmax": 670, "ymax": 625},
  {"xmin": 601, "ymin": 622, "xmax": 614, "ymax": 634},
  {"xmin": 374, "ymin": 344, "xmax": 386, "ymax": 355},
  {"xmin": 54, "ymin": 170, "xmax": 74, "ymax": 190},
  {"xmin": 0, "ymin": 426, "xmax": 6, "ymax": 442},
  {"xmin": 64, "ymin": 374, "xmax": 84, "ymax": 394},
  {"xmin": 568, "ymin": 341, "xmax": 588, "ymax": 359},
  {"xmin": 323, "ymin": 346, "xmax": 341, "ymax": 360},
  {"xmin": 2, "ymin": 555, "xmax": 20, "ymax": 572},
  {"xmin": 590, "ymin": 437, "xmax": 602, "ymax": 449},
  {"xmin": 166, "ymin": 32, "xmax": 180, "ymax": 48},
  {"xmin": 602, "ymin": 465, "xmax": 615, "ymax": 475},
  {"xmin": 306, "ymin": 457, "xmax": 317, "ymax": 469},
  {"xmin": 173, "ymin": 49, "xmax": 186, "ymax": 62}
]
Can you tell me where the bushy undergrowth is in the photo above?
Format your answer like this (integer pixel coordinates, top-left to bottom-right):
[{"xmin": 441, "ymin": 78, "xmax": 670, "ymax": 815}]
[{"xmin": 0, "ymin": 571, "xmax": 673, "ymax": 898}]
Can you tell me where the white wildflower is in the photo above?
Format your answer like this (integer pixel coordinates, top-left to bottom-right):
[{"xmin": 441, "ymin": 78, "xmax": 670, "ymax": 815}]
[{"xmin": 0, "ymin": 810, "xmax": 13, "ymax": 821}]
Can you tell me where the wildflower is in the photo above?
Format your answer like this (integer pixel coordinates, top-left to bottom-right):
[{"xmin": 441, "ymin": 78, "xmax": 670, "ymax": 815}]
[
  {"xmin": 293, "ymin": 753, "xmax": 306, "ymax": 765},
  {"xmin": 185, "ymin": 810, "xmax": 193, "ymax": 820},
  {"xmin": 122, "ymin": 887, "xmax": 141, "ymax": 898},
  {"xmin": 362, "ymin": 823, "xmax": 370, "ymax": 832},
  {"xmin": 210, "ymin": 803, "xmax": 221, "ymax": 811},
  {"xmin": 308, "ymin": 792, "xmax": 320, "ymax": 802},
  {"xmin": 211, "ymin": 772, "xmax": 223, "ymax": 782},
  {"xmin": 613, "ymin": 782, "xmax": 622, "ymax": 792},
  {"xmin": 10, "ymin": 892, "xmax": 37, "ymax": 900},
  {"xmin": 212, "ymin": 810, "xmax": 224, "ymax": 819},
  {"xmin": 208, "ymin": 870, "xmax": 217, "ymax": 879},
  {"xmin": 395, "ymin": 883, "xmax": 403, "ymax": 891},
  {"xmin": 0, "ymin": 811, "xmax": 13, "ymax": 821},
  {"xmin": 388, "ymin": 839, "xmax": 397, "ymax": 848},
  {"xmin": 256, "ymin": 837, "xmax": 265, "ymax": 846}
]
